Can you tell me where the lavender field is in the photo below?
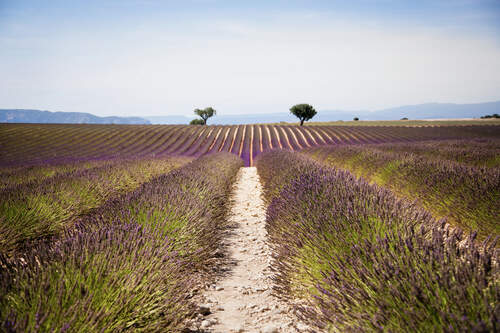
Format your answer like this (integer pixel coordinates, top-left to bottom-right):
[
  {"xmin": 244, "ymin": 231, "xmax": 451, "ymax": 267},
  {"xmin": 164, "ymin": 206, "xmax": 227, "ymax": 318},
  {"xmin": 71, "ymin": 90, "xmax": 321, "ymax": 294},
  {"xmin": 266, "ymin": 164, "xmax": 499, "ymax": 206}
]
[
  {"xmin": 304, "ymin": 139, "xmax": 500, "ymax": 239},
  {"xmin": 257, "ymin": 150, "xmax": 498, "ymax": 331},
  {"xmin": 0, "ymin": 123, "xmax": 499, "ymax": 332},
  {"xmin": 1, "ymin": 123, "xmax": 499, "ymax": 167}
]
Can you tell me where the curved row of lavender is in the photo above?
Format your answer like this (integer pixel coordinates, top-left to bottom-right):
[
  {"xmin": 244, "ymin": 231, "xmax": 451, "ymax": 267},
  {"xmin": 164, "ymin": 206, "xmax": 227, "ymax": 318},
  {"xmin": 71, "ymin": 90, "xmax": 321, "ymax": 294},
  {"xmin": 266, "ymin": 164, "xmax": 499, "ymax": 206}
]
[
  {"xmin": 256, "ymin": 150, "xmax": 498, "ymax": 332},
  {"xmin": 360, "ymin": 139, "xmax": 500, "ymax": 168},
  {"xmin": 304, "ymin": 140, "xmax": 500, "ymax": 240},
  {"xmin": 0, "ymin": 156, "xmax": 190, "ymax": 256},
  {"xmin": 1, "ymin": 153, "xmax": 243, "ymax": 331},
  {"xmin": 1, "ymin": 123, "xmax": 498, "ymax": 167}
]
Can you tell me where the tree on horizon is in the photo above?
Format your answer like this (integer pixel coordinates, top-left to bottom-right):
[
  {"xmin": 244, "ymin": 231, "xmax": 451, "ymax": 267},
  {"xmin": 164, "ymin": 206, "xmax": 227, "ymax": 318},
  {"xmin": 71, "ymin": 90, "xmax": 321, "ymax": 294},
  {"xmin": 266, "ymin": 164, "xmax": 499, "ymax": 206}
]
[
  {"xmin": 194, "ymin": 107, "xmax": 216, "ymax": 125},
  {"xmin": 189, "ymin": 118, "xmax": 205, "ymax": 125},
  {"xmin": 290, "ymin": 104, "xmax": 317, "ymax": 126}
]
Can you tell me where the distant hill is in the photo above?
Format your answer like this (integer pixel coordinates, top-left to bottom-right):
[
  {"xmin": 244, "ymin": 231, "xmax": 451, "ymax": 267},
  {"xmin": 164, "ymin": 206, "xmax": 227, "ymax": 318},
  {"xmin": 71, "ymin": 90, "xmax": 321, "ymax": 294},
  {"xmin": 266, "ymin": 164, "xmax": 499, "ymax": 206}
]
[
  {"xmin": 367, "ymin": 101, "xmax": 500, "ymax": 120},
  {"xmin": 4, "ymin": 101, "xmax": 499, "ymax": 125},
  {"xmin": 307, "ymin": 101, "xmax": 500, "ymax": 122},
  {"xmin": 0, "ymin": 109, "xmax": 150, "ymax": 124},
  {"xmin": 147, "ymin": 101, "xmax": 500, "ymax": 124},
  {"xmin": 305, "ymin": 101, "xmax": 500, "ymax": 122}
]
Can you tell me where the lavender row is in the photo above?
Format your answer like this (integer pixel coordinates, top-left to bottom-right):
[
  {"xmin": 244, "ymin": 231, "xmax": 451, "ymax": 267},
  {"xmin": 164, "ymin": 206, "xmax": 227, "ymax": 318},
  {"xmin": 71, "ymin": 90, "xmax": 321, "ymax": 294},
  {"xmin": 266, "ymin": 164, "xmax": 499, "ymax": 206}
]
[
  {"xmin": 2, "ymin": 123, "xmax": 498, "ymax": 167},
  {"xmin": 256, "ymin": 150, "xmax": 499, "ymax": 331},
  {"xmin": 368, "ymin": 138, "xmax": 500, "ymax": 168},
  {"xmin": 0, "ymin": 152, "xmax": 243, "ymax": 331},
  {"xmin": 0, "ymin": 157, "xmax": 147, "ymax": 189},
  {"xmin": 0, "ymin": 156, "xmax": 190, "ymax": 256},
  {"xmin": 305, "ymin": 144, "xmax": 500, "ymax": 239},
  {"xmin": 83, "ymin": 152, "xmax": 243, "ymax": 266}
]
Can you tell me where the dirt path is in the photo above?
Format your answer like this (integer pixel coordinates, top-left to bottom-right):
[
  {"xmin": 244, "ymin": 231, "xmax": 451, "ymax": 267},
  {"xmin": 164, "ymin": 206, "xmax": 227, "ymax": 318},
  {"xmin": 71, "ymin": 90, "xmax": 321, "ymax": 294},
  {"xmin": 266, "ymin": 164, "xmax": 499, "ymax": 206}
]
[{"xmin": 194, "ymin": 167, "xmax": 308, "ymax": 332}]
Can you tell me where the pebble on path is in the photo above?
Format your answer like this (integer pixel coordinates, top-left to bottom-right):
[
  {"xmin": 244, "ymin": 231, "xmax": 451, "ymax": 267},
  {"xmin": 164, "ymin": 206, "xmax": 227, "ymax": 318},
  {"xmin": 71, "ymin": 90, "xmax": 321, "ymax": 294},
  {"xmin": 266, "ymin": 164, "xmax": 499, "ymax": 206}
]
[{"xmin": 196, "ymin": 167, "xmax": 311, "ymax": 332}]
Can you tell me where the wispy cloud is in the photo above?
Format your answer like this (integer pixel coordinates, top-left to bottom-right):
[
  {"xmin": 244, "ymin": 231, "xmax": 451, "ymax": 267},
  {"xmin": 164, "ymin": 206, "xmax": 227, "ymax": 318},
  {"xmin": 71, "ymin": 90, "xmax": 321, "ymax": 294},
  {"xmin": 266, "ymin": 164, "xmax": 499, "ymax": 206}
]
[{"xmin": 0, "ymin": 1, "xmax": 499, "ymax": 116}]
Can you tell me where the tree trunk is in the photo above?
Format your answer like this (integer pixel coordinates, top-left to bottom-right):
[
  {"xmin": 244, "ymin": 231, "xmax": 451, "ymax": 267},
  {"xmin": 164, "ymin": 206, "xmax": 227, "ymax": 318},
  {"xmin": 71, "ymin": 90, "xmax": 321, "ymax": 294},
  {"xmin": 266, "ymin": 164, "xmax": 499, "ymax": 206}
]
[{"xmin": 300, "ymin": 119, "xmax": 304, "ymax": 126}]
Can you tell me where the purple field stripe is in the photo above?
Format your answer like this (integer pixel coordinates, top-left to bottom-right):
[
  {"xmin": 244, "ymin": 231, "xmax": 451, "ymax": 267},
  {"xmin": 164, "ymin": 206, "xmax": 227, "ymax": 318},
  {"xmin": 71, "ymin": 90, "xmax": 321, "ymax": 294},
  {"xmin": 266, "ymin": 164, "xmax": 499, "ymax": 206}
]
[
  {"xmin": 143, "ymin": 126, "xmax": 184, "ymax": 156},
  {"xmin": 261, "ymin": 125, "xmax": 272, "ymax": 151},
  {"xmin": 359, "ymin": 127, "xmax": 394, "ymax": 144},
  {"xmin": 238, "ymin": 125, "xmax": 247, "ymax": 157},
  {"xmin": 201, "ymin": 126, "xmax": 223, "ymax": 155},
  {"xmin": 270, "ymin": 126, "xmax": 282, "ymax": 149},
  {"xmin": 353, "ymin": 127, "xmax": 386, "ymax": 144},
  {"xmin": 230, "ymin": 126, "xmax": 243, "ymax": 155},
  {"xmin": 154, "ymin": 126, "xmax": 189, "ymax": 155},
  {"xmin": 294, "ymin": 127, "xmax": 315, "ymax": 146},
  {"xmin": 240, "ymin": 125, "xmax": 251, "ymax": 166},
  {"xmin": 184, "ymin": 127, "xmax": 214, "ymax": 156},
  {"xmin": 216, "ymin": 127, "xmax": 231, "ymax": 152},
  {"xmin": 313, "ymin": 127, "xmax": 338, "ymax": 144},
  {"xmin": 195, "ymin": 126, "xmax": 223, "ymax": 156},
  {"xmin": 277, "ymin": 126, "xmax": 294, "ymax": 150},
  {"xmin": 343, "ymin": 127, "xmax": 374, "ymax": 144},
  {"xmin": 380, "ymin": 126, "xmax": 416, "ymax": 142},
  {"xmin": 126, "ymin": 126, "xmax": 173, "ymax": 156},
  {"xmin": 219, "ymin": 126, "xmax": 237, "ymax": 152},
  {"xmin": 162, "ymin": 127, "xmax": 197, "ymax": 154},
  {"xmin": 323, "ymin": 127, "xmax": 351, "ymax": 144},
  {"xmin": 319, "ymin": 126, "xmax": 339, "ymax": 144},
  {"xmin": 302, "ymin": 127, "xmax": 323, "ymax": 145},
  {"xmin": 116, "ymin": 127, "xmax": 164, "ymax": 155},
  {"xmin": 334, "ymin": 127, "xmax": 362, "ymax": 144},
  {"xmin": 251, "ymin": 125, "xmax": 261, "ymax": 162},
  {"xmin": 86, "ymin": 126, "xmax": 142, "ymax": 154},
  {"xmin": 283, "ymin": 127, "xmax": 302, "ymax": 150},
  {"xmin": 174, "ymin": 127, "xmax": 206, "ymax": 155},
  {"xmin": 290, "ymin": 127, "xmax": 311, "ymax": 148}
]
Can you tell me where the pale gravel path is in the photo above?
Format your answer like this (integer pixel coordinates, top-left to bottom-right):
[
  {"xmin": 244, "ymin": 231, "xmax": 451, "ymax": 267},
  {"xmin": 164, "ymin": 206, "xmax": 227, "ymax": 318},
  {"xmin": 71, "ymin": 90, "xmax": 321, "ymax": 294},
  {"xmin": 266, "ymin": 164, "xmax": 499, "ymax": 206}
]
[{"xmin": 199, "ymin": 167, "xmax": 309, "ymax": 333}]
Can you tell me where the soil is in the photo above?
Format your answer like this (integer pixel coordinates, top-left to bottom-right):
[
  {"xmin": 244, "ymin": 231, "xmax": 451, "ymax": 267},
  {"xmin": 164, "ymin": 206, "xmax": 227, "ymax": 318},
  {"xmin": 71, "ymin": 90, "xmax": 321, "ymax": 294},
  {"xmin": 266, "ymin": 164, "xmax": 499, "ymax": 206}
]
[{"xmin": 188, "ymin": 167, "xmax": 311, "ymax": 333}]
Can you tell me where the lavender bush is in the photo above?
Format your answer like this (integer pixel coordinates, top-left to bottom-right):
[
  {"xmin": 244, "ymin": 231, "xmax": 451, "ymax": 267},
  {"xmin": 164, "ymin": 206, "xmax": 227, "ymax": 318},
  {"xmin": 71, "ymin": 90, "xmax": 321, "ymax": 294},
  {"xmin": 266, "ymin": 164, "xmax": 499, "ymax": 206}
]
[
  {"xmin": 1, "ymin": 152, "xmax": 243, "ymax": 331},
  {"xmin": 1, "ymin": 223, "xmax": 192, "ymax": 332},
  {"xmin": 305, "ymin": 144, "xmax": 500, "ymax": 239},
  {"xmin": 257, "ymin": 150, "xmax": 499, "ymax": 332},
  {"xmin": 0, "ymin": 157, "xmax": 189, "ymax": 255},
  {"xmin": 369, "ymin": 139, "xmax": 500, "ymax": 168}
]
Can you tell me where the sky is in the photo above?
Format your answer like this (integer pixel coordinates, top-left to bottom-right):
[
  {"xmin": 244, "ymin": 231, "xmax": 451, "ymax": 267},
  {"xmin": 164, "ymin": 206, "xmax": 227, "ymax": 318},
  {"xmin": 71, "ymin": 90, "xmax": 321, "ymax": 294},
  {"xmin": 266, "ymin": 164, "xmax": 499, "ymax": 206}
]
[{"xmin": 1, "ymin": 0, "xmax": 500, "ymax": 117}]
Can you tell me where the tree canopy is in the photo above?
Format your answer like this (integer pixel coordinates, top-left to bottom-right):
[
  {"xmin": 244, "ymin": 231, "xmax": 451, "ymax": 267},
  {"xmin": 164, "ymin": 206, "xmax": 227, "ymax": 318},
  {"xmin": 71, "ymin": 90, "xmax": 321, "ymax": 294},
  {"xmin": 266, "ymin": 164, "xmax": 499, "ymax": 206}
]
[
  {"xmin": 194, "ymin": 107, "xmax": 216, "ymax": 125},
  {"xmin": 289, "ymin": 104, "xmax": 317, "ymax": 126},
  {"xmin": 480, "ymin": 113, "xmax": 500, "ymax": 119},
  {"xmin": 189, "ymin": 118, "xmax": 205, "ymax": 125}
]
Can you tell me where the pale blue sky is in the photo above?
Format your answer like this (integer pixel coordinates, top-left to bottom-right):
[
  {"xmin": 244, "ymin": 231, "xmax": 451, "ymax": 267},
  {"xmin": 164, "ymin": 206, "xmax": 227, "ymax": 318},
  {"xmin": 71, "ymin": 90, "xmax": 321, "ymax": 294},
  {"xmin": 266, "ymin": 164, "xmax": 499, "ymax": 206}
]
[{"xmin": 1, "ymin": 0, "xmax": 500, "ymax": 116}]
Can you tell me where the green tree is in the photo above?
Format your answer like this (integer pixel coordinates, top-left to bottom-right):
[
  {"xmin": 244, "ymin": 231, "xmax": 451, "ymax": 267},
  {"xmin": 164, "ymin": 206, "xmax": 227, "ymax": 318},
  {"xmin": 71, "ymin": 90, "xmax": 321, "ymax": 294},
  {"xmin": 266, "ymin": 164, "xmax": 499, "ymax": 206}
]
[
  {"xmin": 481, "ymin": 113, "xmax": 500, "ymax": 119},
  {"xmin": 289, "ymin": 104, "xmax": 317, "ymax": 126},
  {"xmin": 194, "ymin": 107, "xmax": 216, "ymax": 125},
  {"xmin": 353, "ymin": 117, "xmax": 359, "ymax": 121},
  {"xmin": 189, "ymin": 118, "xmax": 205, "ymax": 125}
]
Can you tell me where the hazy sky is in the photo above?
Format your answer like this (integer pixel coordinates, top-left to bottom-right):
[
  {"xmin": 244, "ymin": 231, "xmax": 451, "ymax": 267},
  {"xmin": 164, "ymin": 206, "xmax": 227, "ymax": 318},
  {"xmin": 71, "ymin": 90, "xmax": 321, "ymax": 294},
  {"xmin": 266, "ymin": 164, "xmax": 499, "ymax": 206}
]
[{"xmin": 1, "ymin": 0, "xmax": 500, "ymax": 117}]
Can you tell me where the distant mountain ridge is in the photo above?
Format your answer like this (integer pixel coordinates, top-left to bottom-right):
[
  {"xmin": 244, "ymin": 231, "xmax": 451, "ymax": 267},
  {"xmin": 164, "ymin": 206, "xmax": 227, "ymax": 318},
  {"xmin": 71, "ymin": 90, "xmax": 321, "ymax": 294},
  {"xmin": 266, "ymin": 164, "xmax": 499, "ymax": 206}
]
[
  {"xmin": 146, "ymin": 101, "xmax": 500, "ymax": 124},
  {"xmin": 2, "ymin": 101, "xmax": 499, "ymax": 125},
  {"xmin": 0, "ymin": 109, "xmax": 150, "ymax": 124},
  {"xmin": 368, "ymin": 101, "xmax": 500, "ymax": 120}
]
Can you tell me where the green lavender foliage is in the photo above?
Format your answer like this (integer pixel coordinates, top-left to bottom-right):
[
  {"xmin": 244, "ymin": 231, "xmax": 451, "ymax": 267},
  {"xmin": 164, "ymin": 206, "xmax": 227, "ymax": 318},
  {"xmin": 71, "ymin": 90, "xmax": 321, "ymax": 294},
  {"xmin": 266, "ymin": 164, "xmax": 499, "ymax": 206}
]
[
  {"xmin": 367, "ymin": 139, "xmax": 500, "ymax": 168},
  {"xmin": 2, "ymin": 223, "xmax": 190, "ymax": 332},
  {"xmin": 257, "ymin": 150, "xmax": 499, "ymax": 332},
  {"xmin": 0, "ymin": 157, "xmax": 190, "ymax": 255},
  {"xmin": 1, "ymin": 153, "xmax": 243, "ymax": 332},
  {"xmin": 1, "ymin": 123, "xmax": 498, "ymax": 167},
  {"xmin": 305, "ymin": 143, "xmax": 500, "ymax": 239}
]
